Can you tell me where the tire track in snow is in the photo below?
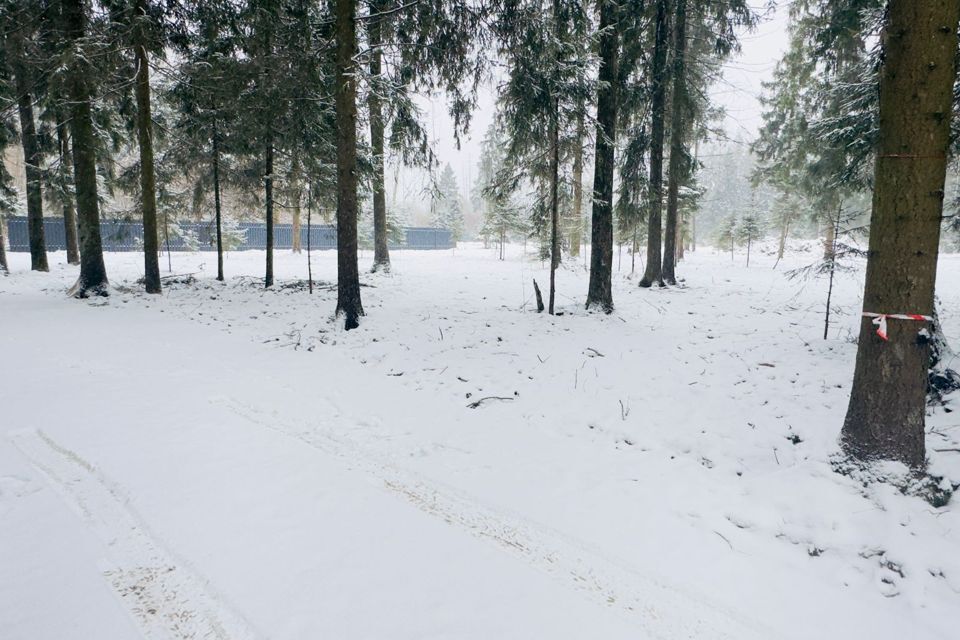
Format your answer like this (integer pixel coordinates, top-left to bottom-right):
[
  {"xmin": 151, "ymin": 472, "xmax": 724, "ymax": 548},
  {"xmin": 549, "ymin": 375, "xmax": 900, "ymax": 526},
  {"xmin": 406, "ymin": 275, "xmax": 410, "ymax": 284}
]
[
  {"xmin": 9, "ymin": 429, "xmax": 262, "ymax": 640},
  {"xmin": 215, "ymin": 396, "xmax": 782, "ymax": 640}
]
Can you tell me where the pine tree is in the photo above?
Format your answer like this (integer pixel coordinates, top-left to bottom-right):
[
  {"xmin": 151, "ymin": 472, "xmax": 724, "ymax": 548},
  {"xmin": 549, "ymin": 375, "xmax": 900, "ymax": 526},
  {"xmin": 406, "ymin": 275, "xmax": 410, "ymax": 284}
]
[
  {"xmin": 51, "ymin": 113, "xmax": 80, "ymax": 265},
  {"xmin": 433, "ymin": 163, "xmax": 464, "ymax": 242},
  {"xmin": 335, "ymin": 0, "xmax": 364, "ymax": 329},
  {"xmin": 493, "ymin": 0, "xmax": 592, "ymax": 314},
  {"xmin": 363, "ymin": 0, "xmax": 487, "ymax": 271},
  {"xmin": 3, "ymin": 3, "xmax": 49, "ymax": 271},
  {"xmin": 367, "ymin": 0, "xmax": 390, "ymax": 271},
  {"xmin": 110, "ymin": 0, "xmax": 166, "ymax": 293},
  {"xmin": 637, "ymin": 0, "xmax": 669, "ymax": 288},
  {"xmin": 169, "ymin": 0, "xmax": 243, "ymax": 282},
  {"xmin": 842, "ymin": 0, "xmax": 960, "ymax": 467},
  {"xmin": 476, "ymin": 123, "xmax": 527, "ymax": 259},
  {"xmin": 715, "ymin": 213, "xmax": 737, "ymax": 261},
  {"xmin": 62, "ymin": 0, "xmax": 109, "ymax": 296},
  {"xmin": 661, "ymin": 0, "xmax": 688, "ymax": 285},
  {"xmin": 737, "ymin": 210, "xmax": 764, "ymax": 267},
  {"xmin": 0, "ymin": 87, "xmax": 13, "ymax": 273},
  {"xmin": 585, "ymin": 0, "xmax": 619, "ymax": 311}
]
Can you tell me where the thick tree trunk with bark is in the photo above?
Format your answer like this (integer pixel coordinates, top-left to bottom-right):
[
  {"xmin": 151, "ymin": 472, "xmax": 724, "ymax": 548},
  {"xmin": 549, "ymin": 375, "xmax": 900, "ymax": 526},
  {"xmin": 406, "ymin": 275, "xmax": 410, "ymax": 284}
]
[
  {"xmin": 56, "ymin": 117, "xmax": 80, "ymax": 265},
  {"xmin": 639, "ymin": 0, "xmax": 669, "ymax": 288},
  {"xmin": 368, "ymin": 0, "xmax": 390, "ymax": 271},
  {"xmin": 212, "ymin": 124, "xmax": 224, "ymax": 281},
  {"xmin": 661, "ymin": 0, "xmax": 687, "ymax": 285},
  {"xmin": 841, "ymin": 0, "xmax": 960, "ymax": 468},
  {"xmin": 64, "ymin": 0, "xmax": 108, "ymax": 296},
  {"xmin": 265, "ymin": 141, "xmax": 274, "ymax": 288},
  {"xmin": 585, "ymin": 0, "xmax": 618, "ymax": 312},
  {"xmin": 569, "ymin": 111, "xmax": 584, "ymax": 258},
  {"xmin": 134, "ymin": 0, "xmax": 161, "ymax": 294},
  {"xmin": 335, "ymin": 0, "xmax": 364, "ymax": 329},
  {"xmin": 11, "ymin": 32, "xmax": 48, "ymax": 272}
]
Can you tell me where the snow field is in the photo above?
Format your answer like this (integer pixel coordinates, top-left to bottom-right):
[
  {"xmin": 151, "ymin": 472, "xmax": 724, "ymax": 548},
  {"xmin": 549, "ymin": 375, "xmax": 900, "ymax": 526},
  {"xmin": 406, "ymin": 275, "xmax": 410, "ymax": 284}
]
[{"xmin": 1, "ymin": 243, "xmax": 959, "ymax": 639}]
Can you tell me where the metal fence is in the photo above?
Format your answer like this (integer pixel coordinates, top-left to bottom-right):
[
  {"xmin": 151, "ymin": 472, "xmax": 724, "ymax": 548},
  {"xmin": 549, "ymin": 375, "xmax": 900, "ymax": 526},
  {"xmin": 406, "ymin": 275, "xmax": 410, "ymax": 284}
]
[{"xmin": 4, "ymin": 217, "xmax": 454, "ymax": 252}]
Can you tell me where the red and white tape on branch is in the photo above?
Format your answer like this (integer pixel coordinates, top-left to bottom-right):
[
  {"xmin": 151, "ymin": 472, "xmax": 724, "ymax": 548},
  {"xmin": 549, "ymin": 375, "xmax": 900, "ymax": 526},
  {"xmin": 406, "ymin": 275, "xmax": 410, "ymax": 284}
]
[{"xmin": 863, "ymin": 312, "xmax": 933, "ymax": 341}]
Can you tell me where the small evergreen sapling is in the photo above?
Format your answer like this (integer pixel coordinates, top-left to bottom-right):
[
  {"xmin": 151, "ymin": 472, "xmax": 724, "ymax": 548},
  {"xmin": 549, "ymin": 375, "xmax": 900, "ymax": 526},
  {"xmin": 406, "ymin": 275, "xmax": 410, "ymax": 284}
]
[
  {"xmin": 715, "ymin": 214, "xmax": 738, "ymax": 260},
  {"xmin": 737, "ymin": 212, "xmax": 764, "ymax": 267}
]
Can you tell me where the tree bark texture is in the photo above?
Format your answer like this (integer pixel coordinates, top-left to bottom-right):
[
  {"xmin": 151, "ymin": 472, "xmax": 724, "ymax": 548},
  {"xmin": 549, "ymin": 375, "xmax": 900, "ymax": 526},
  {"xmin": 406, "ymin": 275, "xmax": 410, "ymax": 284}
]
[
  {"xmin": 335, "ymin": 0, "xmax": 364, "ymax": 329},
  {"xmin": 265, "ymin": 141, "xmax": 275, "ymax": 287},
  {"xmin": 841, "ymin": 0, "xmax": 960, "ymax": 468},
  {"xmin": 662, "ymin": 0, "xmax": 687, "ymax": 285},
  {"xmin": 10, "ymin": 31, "xmax": 48, "ymax": 272},
  {"xmin": 569, "ymin": 111, "xmax": 584, "ymax": 258},
  {"xmin": 368, "ymin": 0, "xmax": 390, "ymax": 271},
  {"xmin": 585, "ymin": 0, "xmax": 618, "ymax": 312},
  {"xmin": 213, "ymin": 123, "xmax": 224, "ymax": 281},
  {"xmin": 56, "ymin": 117, "xmax": 80, "ymax": 264},
  {"xmin": 549, "ymin": 96, "xmax": 560, "ymax": 315},
  {"xmin": 134, "ymin": 0, "xmax": 161, "ymax": 294},
  {"xmin": 639, "ymin": 0, "xmax": 669, "ymax": 288},
  {"xmin": 0, "ymin": 218, "xmax": 8, "ymax": 272},
  {"xmin": 64, "ymin": 0, "xmax": 109, "ymax": 296}
]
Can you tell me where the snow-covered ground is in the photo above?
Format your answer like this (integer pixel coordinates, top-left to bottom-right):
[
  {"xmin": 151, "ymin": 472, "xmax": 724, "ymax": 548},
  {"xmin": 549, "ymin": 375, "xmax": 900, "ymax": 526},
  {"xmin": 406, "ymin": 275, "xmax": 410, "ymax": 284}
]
[{"xmin": 2, "ymin": 242, "xmax": 959, "ymax": 639}]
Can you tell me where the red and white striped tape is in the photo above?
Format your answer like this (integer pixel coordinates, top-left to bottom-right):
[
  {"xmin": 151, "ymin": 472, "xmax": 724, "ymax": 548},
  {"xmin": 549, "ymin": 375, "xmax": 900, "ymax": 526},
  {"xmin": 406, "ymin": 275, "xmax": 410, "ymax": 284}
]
[{"xmin": 863, "ymin": 312, "xmax": 933, "ymax": 341}]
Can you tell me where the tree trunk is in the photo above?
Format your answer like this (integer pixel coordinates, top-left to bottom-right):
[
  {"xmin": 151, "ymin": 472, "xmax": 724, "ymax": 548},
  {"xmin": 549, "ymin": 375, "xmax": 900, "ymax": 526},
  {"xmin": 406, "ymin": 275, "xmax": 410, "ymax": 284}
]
[
  {"xmin": 841, "ymin": 0, "xmax": 960, "ymax": 468},
  {"xmin": 549, "ymin": 96, "xmax": 560, "ymax": 315},
  {"xmin": 265, "ymin": 141, "xmax": 274, "ymax": 288},
  {"xmin": 691, "ymin": 211, "xmax": 696, "ymax": 251},
  {"xmin": 368, "ymin": 0, "xmax": 390, "ymax": 271},
  {"xmin": 676, "ymin": 212, "xmax": 685, "ymax": 262},
  {"xmin": 777, "ymin": 217, "xmax": 789, "ymax": 261},
  {"xmin": 0, "ymin": 217, "xmax": 7, "ymax": 272},
  {"xmin": 290, "ymin": 156, "xmax": 302, "ymax": 253},
  {"xmin": 662, "ymin": 0, "xmax": 687, "ymax": 285},
  {"xmin": 212, "ymin": 122, "xmax": 224, "ymax": 281},
  {"xmin": 307, "ymin": 180, "xmax": 314, "ymax": 294},
  {"xmin": 134, "ymin": 0, "xmax": 161, "ymax": 294},
  {"xmin": 823, "ymin": 205, "xmax": 836, "ymax": 261},
  {"xmin": 639, "ymin": 0, "xmax": 669, "ymax": 288},
  {"xmin": 585, "ymin": 0, "xmax": 618, "ymax": 312},
  {"xmin": 335, "ymin": 0, "xmax": 364, "ymax": 329},
  {"xmin": 292, "ymin": 190, "xmax": 302, "ymax": 253},
  {"xmin": 56, "ymin": 116, "xmax": 80, "ymax": 265},
  {"xmin": 569, "ymin": 110, "xmax": 584, "ymax": 258},
  {"xmin": 11, "ymin": 32, "xmax": 48, "ymax": 272},
  {"xmin": 64, "ymin": 0, "xmax": 108, "ymax": 296}
]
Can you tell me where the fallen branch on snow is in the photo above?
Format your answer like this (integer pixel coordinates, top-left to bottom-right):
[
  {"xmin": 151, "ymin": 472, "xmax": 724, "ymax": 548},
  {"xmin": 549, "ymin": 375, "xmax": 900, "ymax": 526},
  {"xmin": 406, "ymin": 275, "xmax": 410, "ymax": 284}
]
[{"xmin": 467, "ymin": 396, "xmax": 515, "ymax": 409}]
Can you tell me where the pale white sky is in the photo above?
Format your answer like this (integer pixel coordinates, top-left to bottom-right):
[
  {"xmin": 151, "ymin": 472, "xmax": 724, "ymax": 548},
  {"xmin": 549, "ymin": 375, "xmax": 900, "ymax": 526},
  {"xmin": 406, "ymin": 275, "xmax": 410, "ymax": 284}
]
[{"xmin": 391, "ymin": 2, "xmax": 790, "ymax": 208}]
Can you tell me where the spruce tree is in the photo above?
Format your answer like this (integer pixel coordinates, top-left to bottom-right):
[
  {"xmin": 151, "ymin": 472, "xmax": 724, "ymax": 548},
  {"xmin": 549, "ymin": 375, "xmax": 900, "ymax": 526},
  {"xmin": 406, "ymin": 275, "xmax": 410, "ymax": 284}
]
[
  {"xmin": 433, "ymin": 163, "xmax": 464, "ymax": 242},
  {"xmin": 585, "ymin": 0, "xmax": 619, "ymax": 311},
  {"xmin": 842, "ymin": 0, "xmax": 960, "ymax": 467},
  {"xmin": 0, "ymin": 85, "xmax": 13, "ymax": 273},
  {"xmin": 103, "ymin": 0, "xmax": 167, "ymax": 293},
  {"xmin": 62, "ymin": 0, "xmax": 109, "ymax": 296},
  {"xmin": 3, "ymin": 3, "xmax": 49, "ymax": 271},
  {"xmin": 637, "ymin": 0, "xmax": 669, "ymax": 289},
  {"xmin": 493, "ymin": 0, "xmax": 592, "ymax": 314},
  {"xmin": 335, "ymin": 0, "xmax": 364, "ymax": 329},
  {"xmin": 661, "ymin": 0, "xmax": 688, "ymax": 285}
]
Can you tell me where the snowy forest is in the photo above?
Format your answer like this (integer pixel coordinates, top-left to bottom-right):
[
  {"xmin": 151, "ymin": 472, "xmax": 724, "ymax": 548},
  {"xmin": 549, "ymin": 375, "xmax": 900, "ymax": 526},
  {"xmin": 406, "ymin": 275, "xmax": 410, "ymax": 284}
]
[{"xmin": 3, "ymin": 1, "xmax": 960, "ymax": 638}]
